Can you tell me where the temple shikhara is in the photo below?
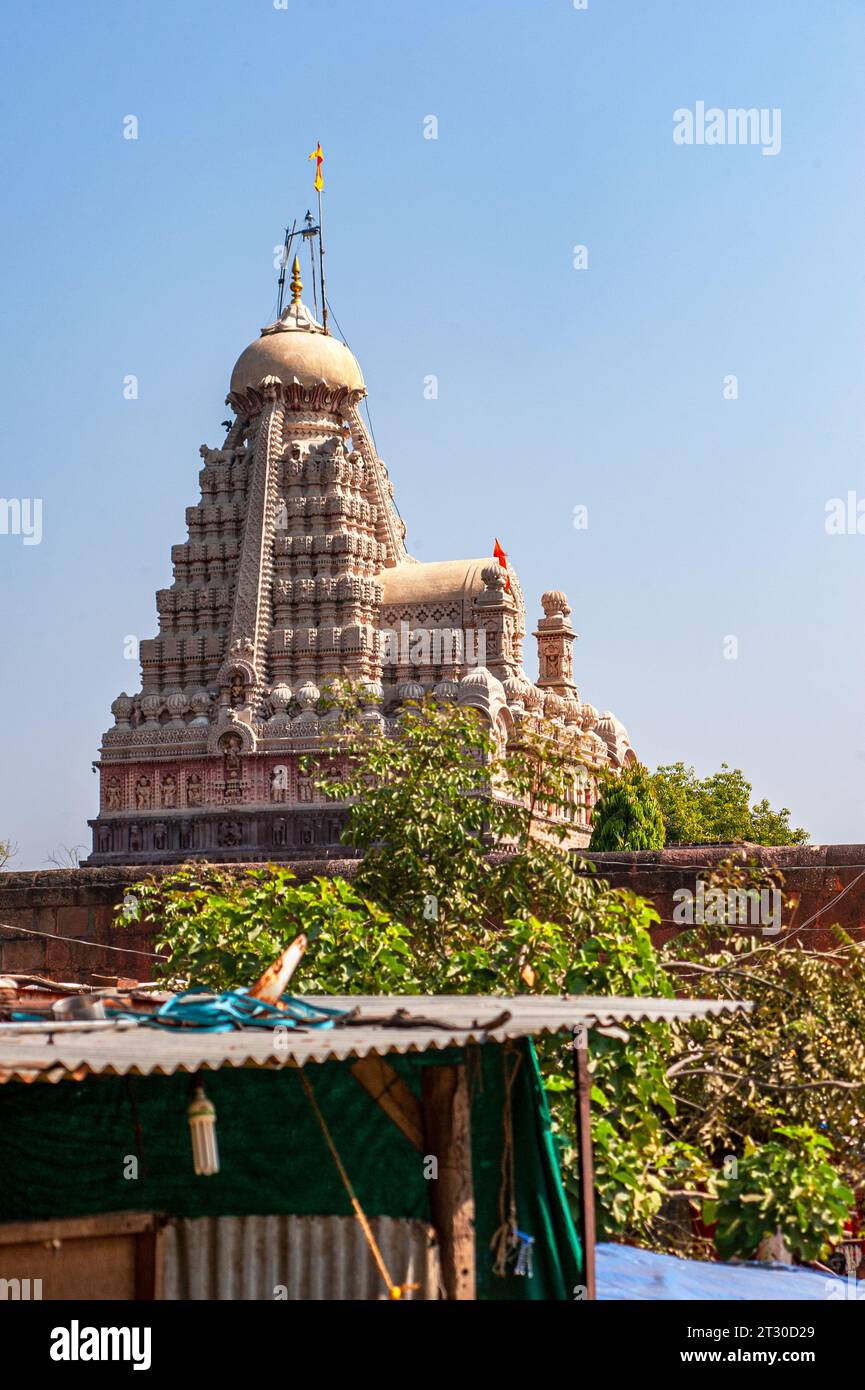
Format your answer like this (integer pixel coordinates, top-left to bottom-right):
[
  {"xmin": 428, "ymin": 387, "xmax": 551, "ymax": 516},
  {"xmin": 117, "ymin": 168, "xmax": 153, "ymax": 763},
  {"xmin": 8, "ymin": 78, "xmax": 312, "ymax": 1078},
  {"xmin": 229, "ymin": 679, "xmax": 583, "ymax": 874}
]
[{"xmin": 87, "ymin": 255, "xmax": 635, "ymax": 864}]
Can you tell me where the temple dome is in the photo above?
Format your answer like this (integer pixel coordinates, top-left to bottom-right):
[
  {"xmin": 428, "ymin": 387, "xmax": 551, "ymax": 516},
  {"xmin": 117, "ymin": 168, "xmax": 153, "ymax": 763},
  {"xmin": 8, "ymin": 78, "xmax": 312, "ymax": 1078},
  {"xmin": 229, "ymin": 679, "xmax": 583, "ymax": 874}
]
[
  {"xmin": 378, "ymin": 558, "xmax": 508, "ymax": 606},
  {"xmin": 229, "ymin": 261, "xmax": 365, "ymax": 396}
]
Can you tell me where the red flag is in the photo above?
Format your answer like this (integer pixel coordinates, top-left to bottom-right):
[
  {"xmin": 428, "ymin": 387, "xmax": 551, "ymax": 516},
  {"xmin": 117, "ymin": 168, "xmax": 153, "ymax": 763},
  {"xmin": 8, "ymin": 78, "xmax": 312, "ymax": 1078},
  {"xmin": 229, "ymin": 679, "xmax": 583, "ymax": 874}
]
[{"xmin": 493, "ymin": 538, "xmax": 511, "ymax": 591}]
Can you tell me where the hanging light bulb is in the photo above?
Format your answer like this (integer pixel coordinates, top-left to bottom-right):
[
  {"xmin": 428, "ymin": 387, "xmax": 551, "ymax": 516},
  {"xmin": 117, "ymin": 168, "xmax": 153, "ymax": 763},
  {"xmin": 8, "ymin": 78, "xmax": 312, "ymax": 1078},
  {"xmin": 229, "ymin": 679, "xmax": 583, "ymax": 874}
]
[{"xmin": 188, "ymin": 1080, "xmax": 220, "ymax": 1176}]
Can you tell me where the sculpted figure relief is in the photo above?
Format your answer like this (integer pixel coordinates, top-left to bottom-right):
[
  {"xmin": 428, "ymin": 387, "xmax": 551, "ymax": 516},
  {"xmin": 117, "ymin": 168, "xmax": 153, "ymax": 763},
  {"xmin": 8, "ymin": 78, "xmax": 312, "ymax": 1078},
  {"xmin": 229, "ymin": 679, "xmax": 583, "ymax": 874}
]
[
  {"xmin": 270, "ymin": 765, "xmax": 289, "ymax": 803},
  {"xmin": 221, "ymin": 732, "xmax": 244, "ymax": 802},
  {"xmin": 222, "ymin": 733, "xmax": 243, "ymax": 778},
  {"xmin": 297, "ymin": 773, "xmax": 314, "ymax": 804},
  {"xmin": 90, "ymin": 266, "xmax": 630, "ymax": 867},
  {"xmin": 218, "ymin": 820, "xmax": 242, "ymax": 848},
  {"xmin": 229, "ymin": 673, "xmax": 246, "ymax": 709}
]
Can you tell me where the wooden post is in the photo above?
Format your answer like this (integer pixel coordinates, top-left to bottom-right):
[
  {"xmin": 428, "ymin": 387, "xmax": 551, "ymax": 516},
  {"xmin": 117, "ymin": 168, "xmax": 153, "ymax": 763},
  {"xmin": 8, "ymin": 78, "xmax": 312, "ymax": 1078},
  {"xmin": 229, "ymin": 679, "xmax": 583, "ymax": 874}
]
[
  {"xmin": 421, "ymin": 1064, "xmax": 476, "ymax": 1300},
  {"xmin": 573, "ymin": 1027, "xmax": 596, "ymax": 1300},
  {"xmin": 135, "ymin": 1219, "xmax": 165, "ymax": 1300}
]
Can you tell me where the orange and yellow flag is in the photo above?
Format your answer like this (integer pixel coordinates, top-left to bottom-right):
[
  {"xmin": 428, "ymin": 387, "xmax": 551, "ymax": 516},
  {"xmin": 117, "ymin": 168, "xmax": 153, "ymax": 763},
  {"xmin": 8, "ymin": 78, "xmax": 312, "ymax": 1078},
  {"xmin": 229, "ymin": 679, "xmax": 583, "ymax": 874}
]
[{"xmin": 309, "ymin": 142, "xmax": 324, "ymax": 192}]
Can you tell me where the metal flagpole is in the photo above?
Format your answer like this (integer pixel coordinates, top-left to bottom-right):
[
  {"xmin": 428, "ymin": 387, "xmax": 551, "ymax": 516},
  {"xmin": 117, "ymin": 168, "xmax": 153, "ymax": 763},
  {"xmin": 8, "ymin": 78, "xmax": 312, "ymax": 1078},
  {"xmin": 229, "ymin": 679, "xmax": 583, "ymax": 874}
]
[
  {"xmin": 303, "ymin": 209, "xmax": 319, "ymax": 320},
  {"xmin": 317, "ymin": 184, "xmax": 327, "ymax": 334}
]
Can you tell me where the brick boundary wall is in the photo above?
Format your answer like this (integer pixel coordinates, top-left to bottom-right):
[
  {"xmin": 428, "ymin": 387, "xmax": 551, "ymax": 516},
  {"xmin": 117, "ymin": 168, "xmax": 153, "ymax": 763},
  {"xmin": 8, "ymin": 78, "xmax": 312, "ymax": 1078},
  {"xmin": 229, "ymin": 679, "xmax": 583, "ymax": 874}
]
[
  {"xmin": 1, "ymin": 844, "xmax": 863, "ymax": 984},
  {"xmin": 585, "ymin": 844, "xmax": 865, "ymax": 950},
  {"xmin": 0, "ymin": 861, "xmax": 361, "ymax": 984}
]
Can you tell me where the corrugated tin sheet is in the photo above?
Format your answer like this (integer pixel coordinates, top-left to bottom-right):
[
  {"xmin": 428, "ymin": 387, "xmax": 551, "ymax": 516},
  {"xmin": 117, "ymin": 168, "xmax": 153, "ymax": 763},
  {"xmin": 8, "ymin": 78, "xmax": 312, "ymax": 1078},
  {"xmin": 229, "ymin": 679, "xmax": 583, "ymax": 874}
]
[
  {"xmin": 0, "ymin": 993, "xmax": 751, "ymax": 1084},
  {"xmin": 163, "ymin": 1214, "xmax": 441, "ymax": 1300}
]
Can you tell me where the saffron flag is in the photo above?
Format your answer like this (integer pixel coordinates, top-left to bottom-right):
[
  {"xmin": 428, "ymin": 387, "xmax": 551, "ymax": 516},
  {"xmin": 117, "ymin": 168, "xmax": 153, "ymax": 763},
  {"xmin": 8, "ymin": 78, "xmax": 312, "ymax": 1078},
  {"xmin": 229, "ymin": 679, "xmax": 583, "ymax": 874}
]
[
  {"xmin": 309, "ymin": 142, "xmax": 324, "ymax": 192},
  {"xmin": 493, "ymin": 538, "xmax": 511, "ymax": 591}
]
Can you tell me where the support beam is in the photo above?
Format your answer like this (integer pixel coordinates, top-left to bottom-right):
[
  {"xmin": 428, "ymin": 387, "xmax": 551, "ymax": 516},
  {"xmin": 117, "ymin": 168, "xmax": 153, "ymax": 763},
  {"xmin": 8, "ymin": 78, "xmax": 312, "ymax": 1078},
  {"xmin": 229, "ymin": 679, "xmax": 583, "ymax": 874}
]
[
  {"xmin": 350, "ymin": 1056, "xmax": 425, "ymax": 1152},
  {"xmin": 573, "ymin": 1028, "xmax": 596, "ymax": 1299},
  {"xmin": 421, "ymin": 1064, "xmax": 475, "ymax": 1300}
]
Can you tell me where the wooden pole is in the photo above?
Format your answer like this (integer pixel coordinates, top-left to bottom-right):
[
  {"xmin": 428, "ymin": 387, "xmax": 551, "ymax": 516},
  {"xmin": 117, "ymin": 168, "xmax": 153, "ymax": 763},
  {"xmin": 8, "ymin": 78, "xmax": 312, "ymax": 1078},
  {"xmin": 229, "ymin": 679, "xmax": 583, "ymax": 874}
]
[
  {"xmin": 573, "ymin": 1027, "xmax": 596, "ymax": 1299},
  {"xmin": 421, "ymin": 1064, "xmax": 476, "ymax": 1300}
]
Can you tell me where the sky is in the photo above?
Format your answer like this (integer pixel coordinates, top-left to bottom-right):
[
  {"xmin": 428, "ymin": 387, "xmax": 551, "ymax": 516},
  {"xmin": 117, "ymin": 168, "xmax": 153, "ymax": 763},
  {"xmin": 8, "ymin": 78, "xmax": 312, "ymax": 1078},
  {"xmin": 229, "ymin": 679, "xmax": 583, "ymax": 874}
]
[{"xmin": 0, "ymin": 0, "xmax": 863, "ymax": 868}]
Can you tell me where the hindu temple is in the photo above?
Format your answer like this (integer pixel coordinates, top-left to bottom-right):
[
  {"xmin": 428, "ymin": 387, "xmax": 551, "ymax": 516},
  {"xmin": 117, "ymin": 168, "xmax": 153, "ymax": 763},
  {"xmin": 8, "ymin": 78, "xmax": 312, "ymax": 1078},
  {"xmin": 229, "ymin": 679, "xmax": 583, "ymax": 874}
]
[{"xmin": 87, "ymin": 257, "xmax": 635, "ymax": 864}]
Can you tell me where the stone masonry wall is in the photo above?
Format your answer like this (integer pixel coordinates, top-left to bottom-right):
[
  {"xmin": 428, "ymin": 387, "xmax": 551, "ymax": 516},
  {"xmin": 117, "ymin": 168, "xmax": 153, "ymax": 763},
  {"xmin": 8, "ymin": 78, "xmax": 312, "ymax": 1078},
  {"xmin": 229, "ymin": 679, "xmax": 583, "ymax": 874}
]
[
  {"xmin": 1, "ymin": 844, "xmax": 863, "ymax": 984},
  {"xmin": 0, "ymin": 862, "xmax": 360, "ymax": 984},
  {"xmin": 586, "ymin": 843, "xmax": 865, "ymax": 950}
]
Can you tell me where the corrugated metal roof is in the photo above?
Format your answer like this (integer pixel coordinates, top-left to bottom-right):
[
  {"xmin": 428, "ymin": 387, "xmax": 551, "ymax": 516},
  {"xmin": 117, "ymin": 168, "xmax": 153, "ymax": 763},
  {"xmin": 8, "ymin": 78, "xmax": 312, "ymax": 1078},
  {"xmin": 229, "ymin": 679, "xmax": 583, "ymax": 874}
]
[{"xmin": 0, "ymin": 994, "xmax": 750, "ymax": 1084}]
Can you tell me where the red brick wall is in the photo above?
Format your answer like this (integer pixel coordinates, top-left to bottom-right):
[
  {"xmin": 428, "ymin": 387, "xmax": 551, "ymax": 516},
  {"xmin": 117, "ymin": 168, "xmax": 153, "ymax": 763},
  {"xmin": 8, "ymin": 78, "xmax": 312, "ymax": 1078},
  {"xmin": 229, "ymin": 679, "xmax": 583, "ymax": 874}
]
[
  {"xmin": 586, "ymin": 844, "xmax": 865, "ymax": 949},
  {"xmin": 1, "ymin": 845, "xmax": 863, "ymax": 984},
  {"xmin": 0, "ymin": 862, "xmax": 359, "ymax": 984}
]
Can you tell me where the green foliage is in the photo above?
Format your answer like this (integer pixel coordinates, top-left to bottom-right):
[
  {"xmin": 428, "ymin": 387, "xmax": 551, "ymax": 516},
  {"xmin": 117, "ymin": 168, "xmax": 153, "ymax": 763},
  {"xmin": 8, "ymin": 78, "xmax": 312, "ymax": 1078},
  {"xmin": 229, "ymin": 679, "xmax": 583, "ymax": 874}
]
[
  {"xmin": 589, "ymin": 762, "xmax": 666, "ymax": 851},
  {"xmin": 664, "ymin": 920, "xmax": 865, "ymax": 1199},
  {"xmin": 312, "ymin": 689, "xmax": 590, "ymax": 938},
  {"xmin": 314, "ymin": 695, "xmax": 504, "ymax": 937},
  {"xmin": 121, "ymin": 865, "xmax": 425, "ymax": 994},
  {"xmin": 704, "ymin": 1127, "xmax": 854, "ymax": 1262},
  {"xmin": 651, "ymin": 762, "xmax": 809, "ymax": 845},
  {"xmin": 535, "ymin": 895, "xmax": 693, "ymax": 1241}
]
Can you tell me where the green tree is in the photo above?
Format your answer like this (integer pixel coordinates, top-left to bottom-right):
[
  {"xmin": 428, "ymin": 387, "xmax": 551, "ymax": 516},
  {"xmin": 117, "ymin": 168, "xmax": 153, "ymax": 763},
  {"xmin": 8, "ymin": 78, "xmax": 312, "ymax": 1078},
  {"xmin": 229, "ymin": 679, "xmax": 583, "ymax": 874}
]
[
  {"xmin": 123, "ymin": 860, "xmax": 692, "ymax": 1244},
  {"xmin": 703, "ymin": 1127, "xmax": 853, "ymax": 1263},
  {"xmin": 122, "ymin": 866, "xmax": 423, "ymax": 994},
  {"xmin": 311, "ymin": 690, "xmax": 595, "ymax": 939},
  {"xmin": 589, "ymin": 762, "xmax": 666, "ymax": 851},
  {"xmin": 663, "ymin": 875, "xmax": 865, "ymax": 1203},
  {"xmin": 651, "ymin": 762, "xmax": 808, "ymax": 845}
]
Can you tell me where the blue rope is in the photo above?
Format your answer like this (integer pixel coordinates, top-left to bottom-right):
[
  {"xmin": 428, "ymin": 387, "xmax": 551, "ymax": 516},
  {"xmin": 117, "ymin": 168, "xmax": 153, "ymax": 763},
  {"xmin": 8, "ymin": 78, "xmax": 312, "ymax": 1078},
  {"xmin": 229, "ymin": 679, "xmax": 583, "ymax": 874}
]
[{"xmin": 146, "ymin": 989, "xmax": 346, "ymax": 1033}]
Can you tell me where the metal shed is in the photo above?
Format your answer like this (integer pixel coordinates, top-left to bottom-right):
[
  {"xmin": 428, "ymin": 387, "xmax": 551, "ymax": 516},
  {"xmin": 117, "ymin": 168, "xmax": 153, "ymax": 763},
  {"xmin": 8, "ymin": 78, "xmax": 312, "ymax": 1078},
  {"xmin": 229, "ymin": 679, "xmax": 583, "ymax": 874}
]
[{"xmin": 0, "ymin": 990, "xmax": 750, "ymax": 1301}]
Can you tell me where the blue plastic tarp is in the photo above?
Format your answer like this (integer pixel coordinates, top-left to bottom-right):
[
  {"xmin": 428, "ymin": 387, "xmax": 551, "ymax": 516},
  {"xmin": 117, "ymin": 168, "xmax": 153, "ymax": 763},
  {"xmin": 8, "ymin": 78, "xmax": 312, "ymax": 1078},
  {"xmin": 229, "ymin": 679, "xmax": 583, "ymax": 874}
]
[{"xmin": 597, "ymin": 1242, "xmax": 860, "ymax": 1301}]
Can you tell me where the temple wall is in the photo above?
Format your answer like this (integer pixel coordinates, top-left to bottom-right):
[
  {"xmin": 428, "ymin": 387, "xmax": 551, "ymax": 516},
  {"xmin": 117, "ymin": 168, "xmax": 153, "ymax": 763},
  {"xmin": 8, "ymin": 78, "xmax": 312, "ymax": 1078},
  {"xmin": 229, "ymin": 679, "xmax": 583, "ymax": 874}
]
[{"xmin": 1, "ymin": 844, "xmax": 862, "ymax": 984}]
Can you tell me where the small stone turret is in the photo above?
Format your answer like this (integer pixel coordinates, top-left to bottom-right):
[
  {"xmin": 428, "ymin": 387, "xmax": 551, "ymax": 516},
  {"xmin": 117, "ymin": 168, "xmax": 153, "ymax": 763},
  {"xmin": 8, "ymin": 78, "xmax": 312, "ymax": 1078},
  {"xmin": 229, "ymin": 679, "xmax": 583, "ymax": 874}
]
[{"xmin": 533, "ymin": 590, "xmax": 577, "ymax": 697}]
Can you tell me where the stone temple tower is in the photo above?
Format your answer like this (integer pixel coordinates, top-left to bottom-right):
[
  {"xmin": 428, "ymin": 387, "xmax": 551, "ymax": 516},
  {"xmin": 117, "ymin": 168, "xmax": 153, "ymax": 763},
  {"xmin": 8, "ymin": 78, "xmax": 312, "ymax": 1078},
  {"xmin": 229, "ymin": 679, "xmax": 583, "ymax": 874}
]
[{"xmin": 88, "ymin": 258, "xmax": 635, "ymax": 864}]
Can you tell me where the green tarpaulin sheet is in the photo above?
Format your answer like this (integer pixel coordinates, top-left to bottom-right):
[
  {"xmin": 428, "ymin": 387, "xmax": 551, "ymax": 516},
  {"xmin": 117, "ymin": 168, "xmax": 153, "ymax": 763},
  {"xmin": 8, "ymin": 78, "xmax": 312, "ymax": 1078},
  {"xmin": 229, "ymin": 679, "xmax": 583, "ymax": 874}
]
[{"xmin": 0, "ymin": 1038, "xmax": 580, "ymax": 1301}]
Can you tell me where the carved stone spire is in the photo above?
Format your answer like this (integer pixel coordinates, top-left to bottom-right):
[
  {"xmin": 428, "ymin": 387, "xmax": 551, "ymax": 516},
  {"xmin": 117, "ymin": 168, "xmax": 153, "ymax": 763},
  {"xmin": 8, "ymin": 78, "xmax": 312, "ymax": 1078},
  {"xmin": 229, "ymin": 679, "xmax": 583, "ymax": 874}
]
[{"xmin": 88, "ymin": 276, "xmax": 391, "ymax": 865}]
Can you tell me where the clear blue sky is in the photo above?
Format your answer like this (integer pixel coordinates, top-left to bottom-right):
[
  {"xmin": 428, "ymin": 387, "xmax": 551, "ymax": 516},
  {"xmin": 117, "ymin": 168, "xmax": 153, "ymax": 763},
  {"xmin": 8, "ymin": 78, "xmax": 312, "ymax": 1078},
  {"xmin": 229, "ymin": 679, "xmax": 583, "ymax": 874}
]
[{"xmin": 1, "ymin": 0, "xmax": 863, "ymax": 867}]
